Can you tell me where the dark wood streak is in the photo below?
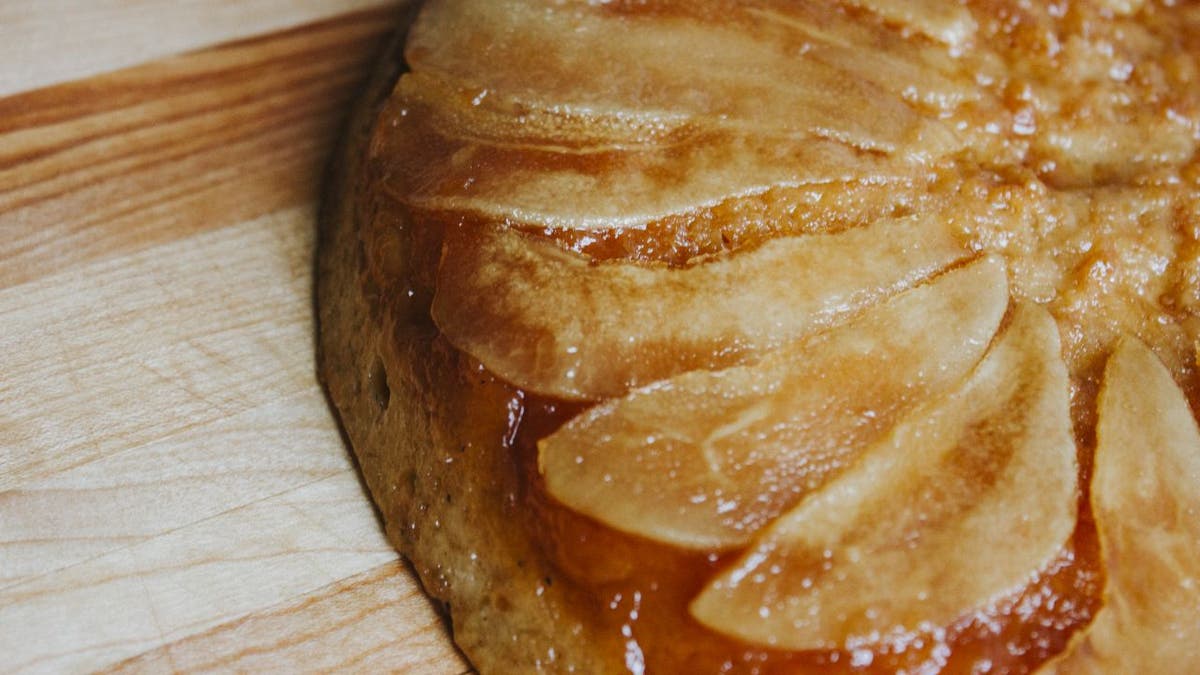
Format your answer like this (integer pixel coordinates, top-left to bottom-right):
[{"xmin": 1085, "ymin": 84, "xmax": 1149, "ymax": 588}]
[{"xmin": 0, "ymin": 7, "xmax": 400, "ymax": 290}]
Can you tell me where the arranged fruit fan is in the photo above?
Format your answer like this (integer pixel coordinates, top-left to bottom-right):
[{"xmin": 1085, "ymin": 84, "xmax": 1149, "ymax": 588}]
[{"xmin": 319, "ymin": 0, "xmax": 1200, "ymax": 672}]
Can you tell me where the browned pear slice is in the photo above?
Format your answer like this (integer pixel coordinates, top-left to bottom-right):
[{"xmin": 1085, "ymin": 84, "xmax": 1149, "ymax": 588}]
[
  {"xmin": 433, "ymin": 214, "xmax": 971, "ymax": 401},
  {"xmin": 539, "ymin": 256, "xmax": 1007, "ymax": 550},
  {"xmin": 391, "ymin": 87, "xmax": 900, "ymax": 230},
  {"xmin": 690, "ymin": 303, "xmax": 1078, "ymax": 650},
  {"xmin": 1040, "ymin": 339, "xmax": 1200, "ymax": 673},
  {"xmin": 743, "ymin": 6, "xmax": 979, "ymax": 112},
  {"xmin": 389, "ymin": 0, "xmax": 962, "ymax": 227},
  {"xmin": 408, "ymin": 0, "xmax": 936, "ymax": 151}
]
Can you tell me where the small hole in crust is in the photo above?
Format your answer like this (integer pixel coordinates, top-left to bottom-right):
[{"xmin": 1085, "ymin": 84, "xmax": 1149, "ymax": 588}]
[{"xmin": 369, "ymin": 355, "xmax": 390, "ymax": 412}]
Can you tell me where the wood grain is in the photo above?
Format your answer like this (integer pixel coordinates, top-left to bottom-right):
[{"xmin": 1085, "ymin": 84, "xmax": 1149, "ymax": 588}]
[
  {"xmin": 0, "ymin": 0, "xmax": 395, "ymax": 97},
  {"xmin": 0, "ymin": 5, "xmax": 464, "ymax": 672},
  {"xmin": 0, "ymin": 9, "xmax": 399, "ymax": 288},
  {"xmin": 105, "ymin": 562, "xmax": 469, "ymax": 674}
]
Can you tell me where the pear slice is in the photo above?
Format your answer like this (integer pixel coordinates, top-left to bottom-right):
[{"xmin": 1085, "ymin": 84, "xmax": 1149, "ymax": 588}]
[
  {"xmin": 432, "ymin": 214, "xmax": 970, "ymax": 401},
  {"xmin": 390, "ymin": 0, "xmax": 962, "ymax": 228},
  {"xmin": 840, "ymin": 0, "xmax": 977, "ymax": 48},
  {"xmin": 1039, "ymin": 339, "xmax": 1200, "ymax": 673},
  {"xmin": 690, "ymin": 303, "xmax": 1078, "ymax": 650},
  {"xmin": 539, "ymin": 256, "xmax": 1007, "ymax": 550},
  {"xmin": 743, "ymin": 6, "xmax": 979, "ymax": 111},
  {"xmin": 407, "ymin": 0, "xmax": 938, "ymax": 152}
]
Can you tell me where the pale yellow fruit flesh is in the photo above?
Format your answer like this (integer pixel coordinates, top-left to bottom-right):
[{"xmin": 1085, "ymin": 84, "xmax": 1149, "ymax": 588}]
[
  {"xmin": 539, "ymin": 256, "xmax": 1007, "ymax": 549},
  {"xmin": 432, "ymin": 214, "xmax": 970, "ymax": 401},
  {"xmin": 741, "ymin": 5, "xmax": 981, "ymax": 111},
  {"xmin": 407, "ymin": 0, "xmax": 944, "ymax": 150},
  {"xmin": 1040, "ymin": 339, "xmax": 1200, "ymax": 673},
  {"xmin": 690, "ymin": 303, "xmax": 1077, "ymax": 650},
  {"xmin": 387, "ymin": 0, "xmax": 965, "ymax": 228}
]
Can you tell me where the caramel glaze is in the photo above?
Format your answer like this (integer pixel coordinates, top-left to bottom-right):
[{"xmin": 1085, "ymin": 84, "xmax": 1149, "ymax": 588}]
[
  {"xmin": 368, "ymin": 203, "xmax": 1094, "ymax": 674},
  {"xmin": 369, "ymin": 157, "xmax": 1200, "ymax": 671},
  {"xmin": 537, "ymin": 180, "xmax": 933, "ymax": 268},
  {"xmin": 366, "ymin": 164, "xmax": 1200, "ymax": 674},
  {"xmin": 360, "ymin": 1, "xmax": 1200, "ymax": 668},
  {"xmin": 513, "ymin": 398, "xmax": 1100, "ymax": 675}
]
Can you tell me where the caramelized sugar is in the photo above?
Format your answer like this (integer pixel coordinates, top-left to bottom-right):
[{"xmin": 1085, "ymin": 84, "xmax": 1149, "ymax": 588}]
[
  {"xmin": 373, "ymin": 164, "xmax": 1195, "ymax": 674},
  {"xmin": 362, "ymin": 0, "xmax": 1200, "ymax": 669},
  {"xmin": 513, "ymin": 395, "xmax": 1102, "ymax": 674},
  {"xmin": 532, "ymin": 180, "xmax": 929, "ymax": 268}
]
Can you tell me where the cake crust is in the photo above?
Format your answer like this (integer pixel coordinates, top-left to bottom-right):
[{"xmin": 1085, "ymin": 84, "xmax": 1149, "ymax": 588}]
[
  {"xmin": 319, "ymin": 2, "xmax": 1200, "ymax": 673},
  {"xmin": 316, "ymin": 9, "xmax": 626, "ymax": 672}
]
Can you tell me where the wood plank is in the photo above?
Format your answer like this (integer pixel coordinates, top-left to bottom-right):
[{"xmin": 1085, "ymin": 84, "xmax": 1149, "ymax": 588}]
[
  {"xmin": 0, "ymin": 208, "xmax": 323, "ymax": 489},
  {"xmin": 0, "ymin": 202, "xmax": 467, "ymax": 672},
  {"xmin": 1, "ymin": 391, "xmax": 350, "ymax": 590},
  {"xmin": 0, "ymin": 0, "xmax": 397, "ymax": 97},
  {"xmin": 1, "ymin": 6, "xmax": 465, "ymax": 672},
  {"xmin": 0, "ymin": 8, "xmax": 400, "ymax": 288},
  {"xmin": 104, "ymin": 562, "xmax": 469, "ymax": 674},
  {"xmin": 1, "ymin": 472, "xmax": 396, "ymax": 673}
]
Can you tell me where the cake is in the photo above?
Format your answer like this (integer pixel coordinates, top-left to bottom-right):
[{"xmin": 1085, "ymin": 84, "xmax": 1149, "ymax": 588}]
[{"xmin": 317, "ymin": 1, "xmax": 1200, "ymax": 672}]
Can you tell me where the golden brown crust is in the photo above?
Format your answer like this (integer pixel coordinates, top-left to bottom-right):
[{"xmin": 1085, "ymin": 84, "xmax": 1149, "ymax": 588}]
[{"xmin": 316, "ymin": 8, "xmax": 624, "ymax": 672}]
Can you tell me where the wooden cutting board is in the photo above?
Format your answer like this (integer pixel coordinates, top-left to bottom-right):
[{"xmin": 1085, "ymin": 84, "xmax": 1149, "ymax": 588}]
[{"xmin": 0, "ymin": 3, "xmax": 467, "ymax": 672}]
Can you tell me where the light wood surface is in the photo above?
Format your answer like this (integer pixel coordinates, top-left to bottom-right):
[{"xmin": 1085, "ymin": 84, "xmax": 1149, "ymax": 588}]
[
  {"xmin": 0, "ymin": 4, "xmax": 468, "ymax": 672},
  {"xmin": 0, "ymin": 0, "xmax": 392, "ymax": 97}
]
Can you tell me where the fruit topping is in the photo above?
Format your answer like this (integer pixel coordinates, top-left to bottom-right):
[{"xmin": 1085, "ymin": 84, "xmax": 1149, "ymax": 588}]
[
  {"xmin": 432, "ymin": 215, "xmax": 970, "ymax": 401},
  {"xmin": 539, "ymin": 256, "xmax": 1007, "ymax": 549},
  {"xmin": 691, "ymin": 303, "xmax": 1077, "ymax": 650},
  {"xmin": 1041, "ymin": 339, "xmax": 1200, "ymax": 672}
]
